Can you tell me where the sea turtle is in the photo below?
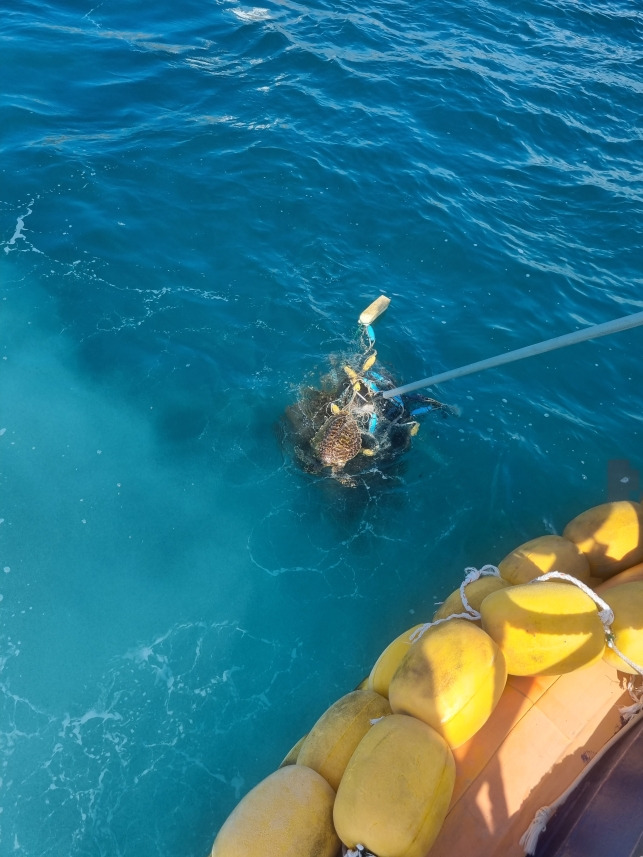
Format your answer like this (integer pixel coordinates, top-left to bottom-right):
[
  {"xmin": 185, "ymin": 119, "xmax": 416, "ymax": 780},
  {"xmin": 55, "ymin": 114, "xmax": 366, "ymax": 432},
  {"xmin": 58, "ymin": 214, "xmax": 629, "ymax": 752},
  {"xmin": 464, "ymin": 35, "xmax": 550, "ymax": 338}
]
[
  {"xmin": 311, "ymin": 409, "xmax": 375, "ymax": 475},
  {"xmin": 282, "ymin": 297, "xmax": 461, "ymax": 484}
]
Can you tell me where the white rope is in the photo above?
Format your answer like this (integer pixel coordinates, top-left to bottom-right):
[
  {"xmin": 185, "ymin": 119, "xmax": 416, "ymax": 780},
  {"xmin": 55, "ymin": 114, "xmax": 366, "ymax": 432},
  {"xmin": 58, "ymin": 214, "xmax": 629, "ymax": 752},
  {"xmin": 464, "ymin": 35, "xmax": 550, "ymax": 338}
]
[
  {"xmin": 520, "ymin": 806, "xmax": 555, "ymax": 855},
  {"xmin": 414, "ymin": 566, "xmax": 642, "ymax": 671},
  {"xmin": 410, "ymin": 611, "xmax": 478, "ymax": 643},
  {"xmin": 411, "ymin": 566, "xmax": 501, "ymax": 643},
  {"xmin": 530, "ymin": 571, "xmax": 643, "ymax": 676},
  {"xmin": 458, "ymin": 564, "xmax": 501, "ymax": 617},
  {"xmin": 530, "ymin": 570, "xmax": 614, "ymax": 626},
  {"xmin": 606, "ymin": 637, "xmax": 643, "ymax": 677},
  {"xmin": 619, "ymin": 678, "xmax": 643, "ymax": 722},
  {"xmin": 620, "ymin": 697, "xmax": 643, "ymax": 722},
  {"xmin": 627, "ymin": 678, "xmax": 642, "ymax": 703}
]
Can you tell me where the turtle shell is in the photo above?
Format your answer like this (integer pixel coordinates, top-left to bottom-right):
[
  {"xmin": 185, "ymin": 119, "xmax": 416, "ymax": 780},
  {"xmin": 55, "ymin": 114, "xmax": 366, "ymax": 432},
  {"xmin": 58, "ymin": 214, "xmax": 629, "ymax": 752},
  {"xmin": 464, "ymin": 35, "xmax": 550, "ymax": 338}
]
[{"xmin": 314, "ymin": 413, "xmax": 362, "ymax": 469}]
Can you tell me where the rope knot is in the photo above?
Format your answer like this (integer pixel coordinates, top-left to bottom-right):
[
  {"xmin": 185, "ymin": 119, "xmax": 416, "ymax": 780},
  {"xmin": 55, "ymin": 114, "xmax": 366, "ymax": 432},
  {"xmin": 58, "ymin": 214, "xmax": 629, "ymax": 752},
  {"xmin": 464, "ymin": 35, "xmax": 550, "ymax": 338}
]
[
  {"xmin": 620, "ymin": 679, "xmax": 643, "ymax": 723},
  {"xmin": 519, "ymin": 805, "xmax": 555, "ymax": 855},
  {"xmin": 459, "ymin": 565, "xmax": 500, "ymax": 619},
  {"xmin": 597, "ymin": 606, "xmax": 615, "ymax": 630}
]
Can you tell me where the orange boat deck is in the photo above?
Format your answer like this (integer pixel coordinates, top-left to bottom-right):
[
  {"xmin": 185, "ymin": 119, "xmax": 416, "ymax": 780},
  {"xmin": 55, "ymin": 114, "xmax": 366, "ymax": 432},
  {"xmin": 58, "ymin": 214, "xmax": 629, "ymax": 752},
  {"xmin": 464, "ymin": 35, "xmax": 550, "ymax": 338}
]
[{"xmin": 427, "ymin": 660, "xmax": 634, "ymax": 857}]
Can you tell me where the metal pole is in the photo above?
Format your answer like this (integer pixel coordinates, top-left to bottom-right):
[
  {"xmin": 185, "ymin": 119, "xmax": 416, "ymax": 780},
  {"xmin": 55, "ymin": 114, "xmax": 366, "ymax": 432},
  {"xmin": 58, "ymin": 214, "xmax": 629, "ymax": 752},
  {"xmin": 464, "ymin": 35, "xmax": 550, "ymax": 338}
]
[{"xmin": 381, "ymin": 310, "xmax": 643, "ymax": 399}]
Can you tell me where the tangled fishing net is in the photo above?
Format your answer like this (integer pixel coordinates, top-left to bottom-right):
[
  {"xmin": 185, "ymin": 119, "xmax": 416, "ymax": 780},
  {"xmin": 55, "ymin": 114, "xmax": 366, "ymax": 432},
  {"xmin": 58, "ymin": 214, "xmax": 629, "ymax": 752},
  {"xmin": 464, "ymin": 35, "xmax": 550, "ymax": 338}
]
[{"xmin": 282, "ymin": 323, "xmax": 455, "ymax": 485}]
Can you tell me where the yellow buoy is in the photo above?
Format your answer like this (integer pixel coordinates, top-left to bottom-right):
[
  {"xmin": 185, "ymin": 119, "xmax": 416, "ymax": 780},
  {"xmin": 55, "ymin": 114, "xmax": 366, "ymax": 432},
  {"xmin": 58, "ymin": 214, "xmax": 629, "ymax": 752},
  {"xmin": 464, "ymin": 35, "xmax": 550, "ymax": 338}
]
[
  {"xmin": 367, "ymin": 623, "xmax": 426, "ymax": 697},
  {"xmin": 296, "ymin": 689, "xmax": 391, "ymax": 790},
  {"xmin": 498, "ymin": 534, "xmax": 591, "ymax": 585},
  {"xmin": 343, "ymin": 365, "xmax": 359, "ymax": 381},
  {"xmin": 563, "ymin": 501, "xmax": 643, "ymax": 579},
  {"xmin": 333, "ymin": 714, "xmax": 455, "ymax": 857},
  {"xmin": 480, "ymin": 580, "xmax": 606, "ymax": 675},
  {"xmin": 433, "ymin": 576, "xmax": 510, "ymax": 622},
  {"xmin": 600, "ymin": 581, "xmax": 643, "ymax": 674},
  {"xmin": 388, "ymin": 619, "xmax": 507, "ymax": 748},
  {"xmin": 361, "ymin": 351, "xmax": 377, "ymax": 371},
  {"xmin": 211, "ymin": 765, "xmax": 339, "ymax": 857},
  {"xmin": 358, "ymin": 295, "xmax": 390, "ymax": 325}
]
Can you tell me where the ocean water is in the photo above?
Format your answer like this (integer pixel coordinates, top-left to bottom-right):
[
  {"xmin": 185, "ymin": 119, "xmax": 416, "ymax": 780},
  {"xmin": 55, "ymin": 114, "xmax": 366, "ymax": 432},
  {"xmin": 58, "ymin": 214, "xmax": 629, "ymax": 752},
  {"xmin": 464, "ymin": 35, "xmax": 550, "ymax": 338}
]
[{"xmin": 1, "ymin": 0, "xmax": 641, "ymax": 854}]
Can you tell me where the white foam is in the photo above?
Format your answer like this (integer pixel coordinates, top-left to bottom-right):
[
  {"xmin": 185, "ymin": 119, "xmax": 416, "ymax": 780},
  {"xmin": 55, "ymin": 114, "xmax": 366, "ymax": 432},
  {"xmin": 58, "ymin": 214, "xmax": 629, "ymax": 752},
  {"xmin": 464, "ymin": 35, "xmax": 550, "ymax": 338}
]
[{"xmin": 230, "ymin": 6, "xmax": 271, "ymax": 22}]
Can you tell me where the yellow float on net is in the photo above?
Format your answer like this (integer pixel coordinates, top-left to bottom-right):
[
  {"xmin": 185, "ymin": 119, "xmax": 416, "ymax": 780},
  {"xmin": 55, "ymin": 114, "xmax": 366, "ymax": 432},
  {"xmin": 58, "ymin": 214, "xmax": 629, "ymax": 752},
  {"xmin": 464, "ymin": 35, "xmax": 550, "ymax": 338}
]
[
  {"xmin": 210, "ymin": 764, "xmax": 339, "ymax": 857},
  {"xmin": 295, "ymin": 689, "xmax": 391, "ymax": 790},
  {"xmin": 333, "ymin": 713, "xmax": 455, "ymax": 857},
  {"xmin": 361, "ymin": 350, "xmax": 377, "ymax": 371},
  {"xmin": 480, "ymin": 579, "xmax": 606, "ymax": 676},
  {"xmin": 388, "ymin": 618, "xmax": 507, "ymax": 748}
]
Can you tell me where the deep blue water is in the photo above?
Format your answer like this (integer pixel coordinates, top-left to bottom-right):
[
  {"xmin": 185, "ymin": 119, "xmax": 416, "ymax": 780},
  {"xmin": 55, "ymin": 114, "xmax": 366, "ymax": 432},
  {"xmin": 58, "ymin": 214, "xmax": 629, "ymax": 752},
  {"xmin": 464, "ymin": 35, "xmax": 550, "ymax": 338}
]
[{"xmin": 1, "ymin": 0, "xmax": 642, "ymax": 854}]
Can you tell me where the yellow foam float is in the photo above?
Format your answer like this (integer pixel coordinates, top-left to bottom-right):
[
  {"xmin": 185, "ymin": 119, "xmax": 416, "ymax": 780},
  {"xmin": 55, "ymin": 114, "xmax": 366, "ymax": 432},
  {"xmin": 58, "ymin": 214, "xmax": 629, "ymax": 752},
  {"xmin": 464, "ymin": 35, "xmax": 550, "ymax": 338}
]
[
  {"xmin": 563, "ymin": 499, "xmax": 643, "ymax": 578},
  {"xmin": 388, "ymin": 618, "xmax": 507, "ymax": 747},
  {"xmin": 480, "ymin": 579, "xmax": 606, "ymax": 675},
  {"xmin": 296, "ymin": 689, "xmax": 391, "ymax": 790},
  {"xmin": 599, "ymin": 581, "xmax": 643, "ymax": 674},
  {"xmin": 210, "ymin": 764, "xmax": 338, "ymax": 857},
  {"xmin": 358, "ymin": 294, "xmax": 390, "ymax": 325},
  {"xmin": 366, "ymin": 622, "xmax": 425, "ymax": 697},
  {"xmin": 209, "ymin": 499, "xmax": 643, "ymax": 857},
  {"xmin": 333, "ymin": 713, "xmax": 455, "ymax": 857},
  {"xmin": 498, "ymin": 534, "xmax": 590, "ymax": 585}
]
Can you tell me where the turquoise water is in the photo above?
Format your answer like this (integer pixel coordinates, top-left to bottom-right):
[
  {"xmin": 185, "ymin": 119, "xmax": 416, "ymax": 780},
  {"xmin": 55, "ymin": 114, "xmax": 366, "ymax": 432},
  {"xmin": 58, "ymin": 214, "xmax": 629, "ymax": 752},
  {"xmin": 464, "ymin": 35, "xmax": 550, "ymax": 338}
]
[{"xmin": 1, "ymin": 0, "xmax": 641, "ymax": 854}]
